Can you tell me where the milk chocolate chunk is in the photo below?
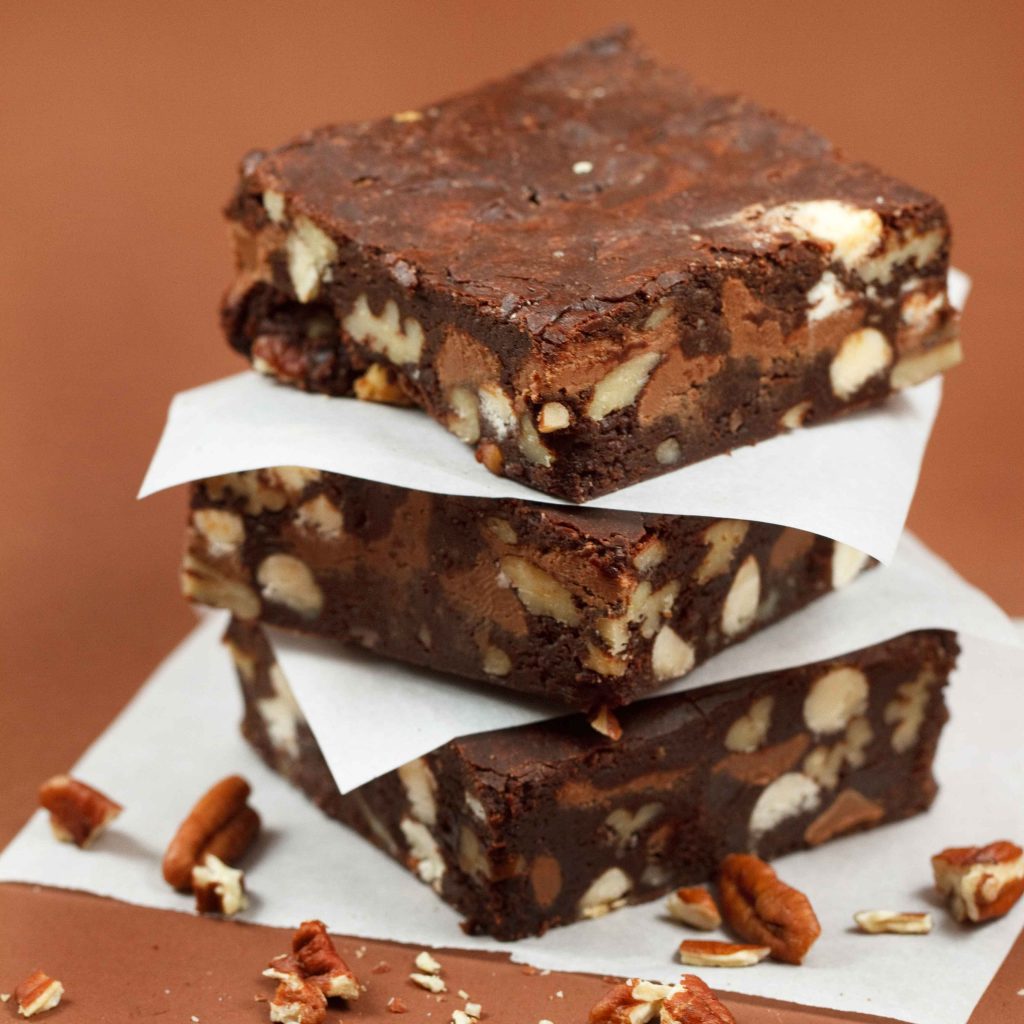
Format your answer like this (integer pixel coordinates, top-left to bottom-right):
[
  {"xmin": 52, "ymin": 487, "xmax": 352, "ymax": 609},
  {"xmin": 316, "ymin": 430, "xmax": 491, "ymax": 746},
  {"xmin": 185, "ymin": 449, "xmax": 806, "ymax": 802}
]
[
  {"xmin": 185, "ymin": 468, "xmax": 869, "ymax": 711},
  {"xmin": 222, "ymin": 29, "xmax": 959, "ymax": 502},
  {"xmin": 228, "ymin": 621, "xmax": 956, "ymax": 940}
]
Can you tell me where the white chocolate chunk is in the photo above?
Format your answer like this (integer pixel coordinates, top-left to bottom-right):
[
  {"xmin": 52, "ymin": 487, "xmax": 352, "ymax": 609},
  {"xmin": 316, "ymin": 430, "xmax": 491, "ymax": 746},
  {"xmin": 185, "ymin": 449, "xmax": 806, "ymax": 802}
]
[
  {"xmin": 807, "ymin": 270, "xmax": 853, "ymax": 323},
  {"xmin": 651, "ymin": 625, "xmax": 695, "ymax": 680},
  {"xmin": 768, "ymin": 200, "xmax": 883, "ymax": 267},
  {"xmin": 537, "ymin": 401, "xmax": 571, "ymax": 432},
  {"xmin": 725, "ymin": 696, "xmax": 774, "ymax": 753},
  {"xmin": 804, "ymin": 667, "xmax": 869, "ymax": 735},
  {"xmin": 749, "ymin": 772, "xmax": 821, "ymax": 838},
  {"xmin": 829, "ymin": 328, "xmax": 893, "ymax": 400},
  {"xmin": 578, "ymin": 866, "xmax": 632, "ymax": 918},
  {"xmin": 655, "ymin": 437, "xmax": 681, "ymax": 465},
  {"xmin": 257, "ymin": 554, "xmax": 323, "ymax": 618}
]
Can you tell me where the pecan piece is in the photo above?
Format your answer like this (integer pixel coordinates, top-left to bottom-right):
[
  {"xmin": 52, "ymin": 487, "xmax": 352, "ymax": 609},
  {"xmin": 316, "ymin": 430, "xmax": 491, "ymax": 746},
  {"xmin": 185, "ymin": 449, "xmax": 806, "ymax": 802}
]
[
  {"xmin": 38, "ymin": 774, "xmax": 121, "ymax": 848},
  {"xmin": 718, "ymin": 853, "xmax": 821, "ymax": 964},
  {"xmin": 268, "ymin": 974, "xmax": 326, "ymax": 1024},
  {"xmin": 14, "ymin": 971, "xmax": 64, "ymax": 1018},
  {"xmin": 678, "ymin": 939, "xmax": 770, "ymax": 967},
  {"xmin": 853, "ymin": 910, "xmax": 931, "ymax": 934},
  {"xmin": 931, "ymin": 840, "xmax": 1024, "ymax": 923},
  {"xmin": 162, "ymin": 775, "xmax": 260, "ymax": 891},
  {"xmin": 666, "ymin": 886, "xmax": 721, "ymax": 930},
  {"xmin": 661, "ymin": 976, "xmax": 736, "ymax": 1023},
  {"xmin": 588, "ymin": 979, "xmax": 674, "ymax": 1024},
  {"xmin": 264, "ymin": 920, "xmax": 360, "ymax": 1001},
  {"xmin": 192, "ymin": 853, "xmax": 248, "ymax": 916}
]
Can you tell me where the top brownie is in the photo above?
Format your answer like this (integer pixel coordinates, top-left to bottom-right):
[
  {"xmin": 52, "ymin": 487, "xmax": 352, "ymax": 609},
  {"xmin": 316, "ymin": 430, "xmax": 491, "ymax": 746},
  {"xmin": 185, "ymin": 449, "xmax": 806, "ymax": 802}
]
[{"xmin": 223, "ymin": 28, "xmax": 960, "ymax": 502}]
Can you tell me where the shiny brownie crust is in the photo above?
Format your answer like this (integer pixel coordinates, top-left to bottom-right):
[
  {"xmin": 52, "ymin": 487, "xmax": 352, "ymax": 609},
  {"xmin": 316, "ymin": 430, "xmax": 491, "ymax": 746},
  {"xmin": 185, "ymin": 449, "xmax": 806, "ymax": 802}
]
[
  {"xmin": 228, "ymin": 620, "xmax": 956, "ymax": 940},
  {"xmin": 222, "ymin": 28, "xmax": 960, "ymax": 501},
  {"xmin": 184, "ymin": 466, "xmax": 876, "ymax": 712}
]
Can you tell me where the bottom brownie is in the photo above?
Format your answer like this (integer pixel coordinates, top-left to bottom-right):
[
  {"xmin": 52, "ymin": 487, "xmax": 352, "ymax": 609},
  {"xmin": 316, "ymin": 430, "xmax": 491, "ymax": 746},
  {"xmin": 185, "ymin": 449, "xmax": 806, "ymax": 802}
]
[{"xmin": 226, "ymin": 619, "xmax": 956, "ymax": 940}]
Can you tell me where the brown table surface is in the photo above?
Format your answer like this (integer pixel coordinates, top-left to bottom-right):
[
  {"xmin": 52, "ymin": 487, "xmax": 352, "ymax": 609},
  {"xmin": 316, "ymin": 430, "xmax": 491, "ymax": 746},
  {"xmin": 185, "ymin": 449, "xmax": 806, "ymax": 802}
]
[{"xmin": 2, "ymin": 2, "xmax": 1022, "ymax": 1021}]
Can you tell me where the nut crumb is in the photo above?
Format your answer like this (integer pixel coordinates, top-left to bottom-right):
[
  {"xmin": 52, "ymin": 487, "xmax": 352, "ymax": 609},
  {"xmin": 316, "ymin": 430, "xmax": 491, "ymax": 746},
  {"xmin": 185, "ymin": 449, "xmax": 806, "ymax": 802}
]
[
  {"xmin": 386, "ymin": 996, "xmax": 409, "ymax": 1014},
  {"xmin": 410, "ymin": 972, "xmax": 447, "ymax": 994},
  {"xmin": 371, "ymin": 961, "xmax": 392, "ymax": 974},
  {"xmin": 414, "ymin": 950, "xmax": 442, "ymax": 975},
  {"xmin": 14, "ymin": 971, "xmax": 64, "ymax": 1018}
]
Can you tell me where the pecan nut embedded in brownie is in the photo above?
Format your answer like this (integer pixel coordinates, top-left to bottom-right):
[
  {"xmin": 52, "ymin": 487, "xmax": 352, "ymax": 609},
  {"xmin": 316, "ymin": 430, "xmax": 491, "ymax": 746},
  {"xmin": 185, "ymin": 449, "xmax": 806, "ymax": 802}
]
[
  {"xmin": 228, "ymin": 620, "xmax": 957, "ymax": 940},
  {"xmin": 222, "ymin": 28, "xmax": 960, "ymax": 502},
  {"xmin": 183, "ymin": 467, "xmax": 875, "ymax": 712}
]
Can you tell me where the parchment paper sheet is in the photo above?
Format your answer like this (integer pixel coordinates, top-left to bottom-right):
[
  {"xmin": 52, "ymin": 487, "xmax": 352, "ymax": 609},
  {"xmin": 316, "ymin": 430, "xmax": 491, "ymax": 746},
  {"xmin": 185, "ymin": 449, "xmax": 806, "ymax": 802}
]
[
  {"xmin": 271, "ymin": 532, "xmax": 1020, "ymax": 793},
  {"xmin": 2, "ymin": 613, "xmax": 1021, "ymax": 1024},
  {"xmin": 138, "ymin": 270, "xmax": 970, "ymax": 564}
]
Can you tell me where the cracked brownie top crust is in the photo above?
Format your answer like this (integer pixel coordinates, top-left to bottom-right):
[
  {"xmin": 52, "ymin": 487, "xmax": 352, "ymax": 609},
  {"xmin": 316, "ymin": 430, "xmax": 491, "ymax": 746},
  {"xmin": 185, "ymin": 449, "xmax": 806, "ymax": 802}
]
[{"xmin": 224, "ymin": 27, "xmax": 959, "ymax": 500}]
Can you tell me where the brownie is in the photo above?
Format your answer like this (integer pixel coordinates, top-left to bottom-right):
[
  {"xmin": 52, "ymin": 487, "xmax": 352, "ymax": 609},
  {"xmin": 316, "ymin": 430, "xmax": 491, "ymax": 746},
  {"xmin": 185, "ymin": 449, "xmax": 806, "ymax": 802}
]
[
  {"xmin": 183, "ymin": 466, "xmax": 875, "ymax": 712},
  {"xmin": 222, "ymin": 28, "xmax": 960, "ymax": 502},
  {"xmin": 228, "ymin": 619, "xmax": 957, "ymax": 940}
]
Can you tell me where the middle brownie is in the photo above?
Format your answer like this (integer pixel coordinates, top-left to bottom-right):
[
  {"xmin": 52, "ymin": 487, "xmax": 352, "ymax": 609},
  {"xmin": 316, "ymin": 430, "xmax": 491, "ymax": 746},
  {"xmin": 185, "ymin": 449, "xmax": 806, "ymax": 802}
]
[{"xmin": 182, "ymin": 466, "xmax": 872, "ymax": 711}]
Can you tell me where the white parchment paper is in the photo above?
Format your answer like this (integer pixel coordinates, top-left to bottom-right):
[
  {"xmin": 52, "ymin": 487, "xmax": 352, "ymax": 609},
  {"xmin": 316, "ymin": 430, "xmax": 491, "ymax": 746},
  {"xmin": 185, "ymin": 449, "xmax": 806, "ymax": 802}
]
[
  {"xmin": 271, "ymin": 532, "xmax": 1019, "ymax": 793},
  {"xmin": 1, "ymin": 613, "xmax": 1021, "ymax": 1024},
  {"xmin": 137, "ymin": 270, "xmax": 970, "ymax": 564}
]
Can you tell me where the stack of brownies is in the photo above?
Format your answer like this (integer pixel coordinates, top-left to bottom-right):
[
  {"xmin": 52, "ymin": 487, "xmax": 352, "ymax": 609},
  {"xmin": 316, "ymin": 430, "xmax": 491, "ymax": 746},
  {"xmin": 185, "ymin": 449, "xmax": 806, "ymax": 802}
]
[{"xmin": 180, "ymin": 30, "xmax": 962, "ymax": 939}]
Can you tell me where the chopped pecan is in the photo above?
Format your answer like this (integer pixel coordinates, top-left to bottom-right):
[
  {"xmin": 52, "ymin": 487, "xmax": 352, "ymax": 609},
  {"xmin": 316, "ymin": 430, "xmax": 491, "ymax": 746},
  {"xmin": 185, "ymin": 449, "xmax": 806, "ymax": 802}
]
[
  {"xmin": 931, "ymin": 840, "xmax": 1024, "ymax": 923},
  {"xmin": 14, "ymin": 971, "xmax": 64, "ymax": 1018},
  {"xmin": 268, "ymin": 974, "xmax": 326, "ymax": 1024},
  {"xmin": 192, "ymin": 853, "xmax": 248, "ymax": 916},
  {"xmin": 588, "ymin": 977, "xmax": 735, "ymax": 1024},
  {"xmin": 162, "ymin": 775, "xmax": 260, "ymax": 891},
  {"xmin": 678, "ymin": 939, "xmax": 770, "ymax": 967},
  {"xmin": 661, "ymin": 975, "xmax": 737, "ymax": 1023},
  {"xmin": 588, "ymin": 979, "xmax": 673, "ymax": 1023},
  {"xmin": 589, "ymin": 705, "xmax": 623, "ymax": 741},
  {"xmin": 38, "ymin": 774, "xmax": 121, "ymax": 848},
  {"xmin": 853, "ymin": 910, "xmax": 931, "ymax": 934},
  {"xmin": 264, "ymin": 920, "xmax": 360, "ymax": 1001},
  {"xmin": 666, "ymin": 886, "xmax": 722, "ymax": 930},
  {"xmin": 718, "ymin": 853, "xmax": 821, "ymax": 964}
]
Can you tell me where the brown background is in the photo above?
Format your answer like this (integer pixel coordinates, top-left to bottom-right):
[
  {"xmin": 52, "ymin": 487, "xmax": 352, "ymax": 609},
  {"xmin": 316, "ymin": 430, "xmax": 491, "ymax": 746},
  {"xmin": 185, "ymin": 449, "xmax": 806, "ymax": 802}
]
[{"xmin": 1, "ymin": 3, "xmax": 1022, "ymax": 1018}]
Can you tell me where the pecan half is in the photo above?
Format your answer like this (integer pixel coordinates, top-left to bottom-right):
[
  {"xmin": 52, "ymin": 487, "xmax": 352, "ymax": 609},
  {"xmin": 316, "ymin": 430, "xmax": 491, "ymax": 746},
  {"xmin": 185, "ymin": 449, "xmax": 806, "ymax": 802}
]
[
  {"xmin": 14, "ymin": 970, "xmax": 64, "ymax": 1018},
  {"xmin": 264, "ymin": 920, "xmax": 360, "ymax": 1001},
  {"xmin": 678, "ymin": 940, "xmax": 770, "ymax": 967},
  {"xmin": 162, "ymin": 775, "xmax": 260, "ymax": 891},
  {"xmin": 931, "ymin": 840, "xmax": 1024, "ymax": 923},
  {"xmin": 661, "ymin": 976, "xmax": 737, "ymax": 1023},
  {"xmin": 718, "ymin": 853, "xmax": 821, "ymax": 964},
  {"xmin": 38, "ymin": 774, "xmax": 121, "ymax": 848}
]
